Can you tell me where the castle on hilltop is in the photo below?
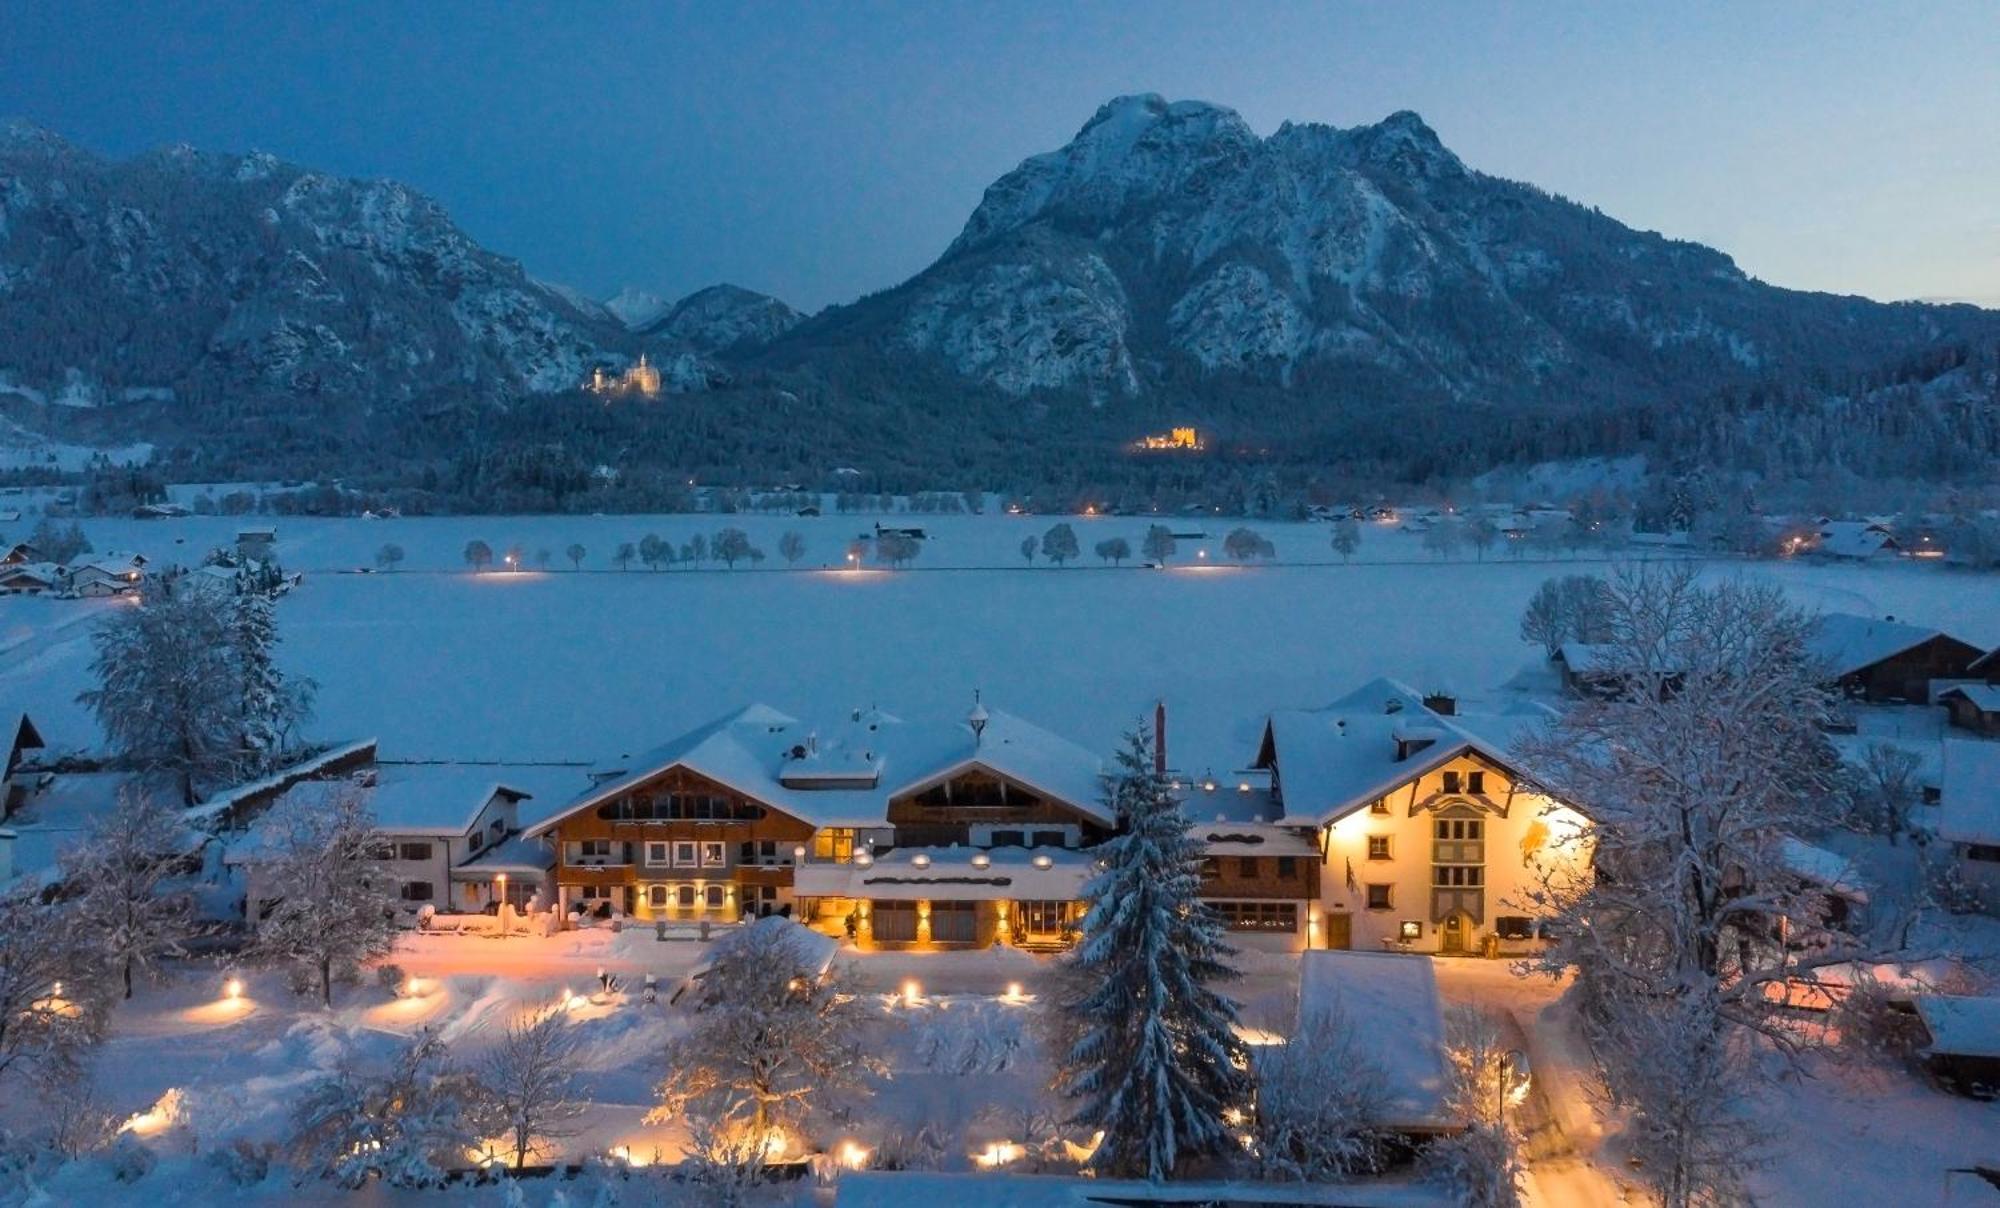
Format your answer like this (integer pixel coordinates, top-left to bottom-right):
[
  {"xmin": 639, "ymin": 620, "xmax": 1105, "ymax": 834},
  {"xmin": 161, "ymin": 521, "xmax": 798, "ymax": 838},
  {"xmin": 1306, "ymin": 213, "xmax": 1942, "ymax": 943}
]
[{"xmin": 586, "ymin": 354, "xmax": 662, "ymax": 398}]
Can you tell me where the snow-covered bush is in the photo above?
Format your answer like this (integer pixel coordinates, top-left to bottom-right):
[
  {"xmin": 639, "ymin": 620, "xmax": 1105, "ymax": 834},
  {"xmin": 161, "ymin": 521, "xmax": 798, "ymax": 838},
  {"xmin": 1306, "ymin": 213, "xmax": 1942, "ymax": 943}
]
[
  {"xmin": 205, "ymin": 1139, "xmax": 276, "ymax": 1188},
  {"xmin": 1251, "ymin": 1004, "xmax": 1390, "ymax": 1180},
  {"xmin": 288, "ymin": 1028, "xmax": 486, "ymax": 1189},
  {"xmin": 375, "ymin": 964, "xmax": 407, "ymax": 994}
]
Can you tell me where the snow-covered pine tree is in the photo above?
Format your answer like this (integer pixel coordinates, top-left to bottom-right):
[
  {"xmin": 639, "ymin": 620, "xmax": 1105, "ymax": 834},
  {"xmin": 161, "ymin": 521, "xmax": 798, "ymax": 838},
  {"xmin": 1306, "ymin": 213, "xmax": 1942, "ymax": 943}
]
[
  {"xmin": 59, "ymin": 788, "xmax": 199, "ymax": 999},
  {"xmin": 228, "ymin": 591, "xmax": 314, "ymax": 772},
  {"xmin": 1059, "ymin": 728, "xmax": 1250, "ymax": 1181},
  {"xmin": 247, "ymin": 789, "xmax": 401, "ymax": 1006},
  {"xmin": 77, "ymin": 591, "xmax": 238, "ymax": 805}
]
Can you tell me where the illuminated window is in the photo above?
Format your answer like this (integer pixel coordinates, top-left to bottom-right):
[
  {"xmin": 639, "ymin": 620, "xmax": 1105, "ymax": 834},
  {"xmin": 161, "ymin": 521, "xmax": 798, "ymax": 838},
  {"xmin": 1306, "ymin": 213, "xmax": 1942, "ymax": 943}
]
[
  {"xmin": 1369, "ymin": 799, "xmax": 1390, "ymax": 816},
  {"xmin": 1367, "ymin": 835, "xmax": 1392, "ymax": 861},
  {"xmin": 813, "ymin": 829, "xmax": 856, "ymax": 861}
]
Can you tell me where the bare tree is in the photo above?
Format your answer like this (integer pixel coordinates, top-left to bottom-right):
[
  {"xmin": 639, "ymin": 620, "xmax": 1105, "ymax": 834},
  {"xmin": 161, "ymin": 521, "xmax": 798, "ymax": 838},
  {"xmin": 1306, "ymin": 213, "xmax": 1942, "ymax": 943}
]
[
  {"xmin": 777, "ymin": 531, "xmax": 806, "ymax": 566},
  {"xmin": 713, "ymin": 528, "xmax": 758, "ymax": 567},
  {"xmin": 614, "ymin": 541, "xmax": 635, "ymax": 571},
  {"xmin": 1517, "ymin": 565, "xmax": 1872, "ymax": 1208},
  {"xmin": 0, "ymin": 887, "xmax": 108, "ymax": 1087},
  {"xmin": 247, "ymin": 790, "xmax": 402, "ymax": 1006},
  {"xmin": 1330, "ymin": 518, "xmax": 1361, "ymax": 563},
  {"xmin": 876, "ymin": 531, "xmax": 920, "ymax": 568},
  {"xmin": 1141, "ymin": 524, "xmax": 1176, "ymax": 565},
  {"xmin": 652, "ymin": 922, "xmax": 882, "ymax": 1139},
  {"xmin": 1019, "ymin": 535, "xmax": 1037, "ymax": 565},
  {"xmin": 1223, "ymin": 527, "xmax": 1275, "ymax": 561},
  {"xmin": 1423, "ymin": 516, "xmax": 1466, "ymax": 560},
  {"xmin": 375, "ymin": 543, "xmax": 404, "ymax": 572},
  {"xmin": 478, "ymin": 1010, "xmax": 586, "ymax": 1170},
  {"xmin": 1041, "ymin": 523, "xmax": 1080, "ymax": 565},
  {"xmin": 60, "ymin": 788, "xmax": 199, "ymax": 999},
  {"xmin": 639, "ymin": 534, "xmax": 667, "ymax": 570},
  {"xmin": 1856, "ymin": 742, "xmax": 1922, "ymax": 845},
  {"xmin": 565, "ymin": 542, "xmax": 587, "ymax": 570},
  {"xmin": 1425, "ymin": 1006, "xmax": 1523, "ymax": 1208},
  {"xmin": 1094, "ymin": 537, "xmax": 1131, "ymax": 565}
]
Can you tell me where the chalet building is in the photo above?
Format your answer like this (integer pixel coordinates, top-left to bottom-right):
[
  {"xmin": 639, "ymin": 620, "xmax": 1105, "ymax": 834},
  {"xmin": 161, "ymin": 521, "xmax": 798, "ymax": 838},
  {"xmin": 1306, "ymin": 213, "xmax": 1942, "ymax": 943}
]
[
  {"xmin": 0, "ymin": 562, "xmax": 62, "ymax": 594},
  {"xmin": 527, "ymin": 702, "xmax": 1118, "ymax": 949},
  {"xmin": 218, "ymin": 750, "xmax": 576, "ymax": 919},
  {"xmin": 1939, "ymin": 742, "xmax": 2000, "ymax": 913},
  {"xmin": 1807, "ymin": 613, "xmax": 1985, "ymax": 704},
  {"xmin": 64, "ymin": 558, "xmax": 144, "ymax": 598},
  {"xmin": 1250, "ymin": 677, "xmax": 1591, "ymax": 955},
  {"xmin": 1812, "ymin": 521, "xmax": 1900, "ymax": 561},
  {"xmin": 1939, "ymin": 684, "xmax": 2000, "ymax": 738}
]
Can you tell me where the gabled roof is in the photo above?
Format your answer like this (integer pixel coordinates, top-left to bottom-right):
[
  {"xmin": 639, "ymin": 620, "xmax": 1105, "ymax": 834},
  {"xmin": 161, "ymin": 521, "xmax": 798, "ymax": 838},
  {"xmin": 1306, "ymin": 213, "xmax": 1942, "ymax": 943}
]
[
  {"xmin": 526, "ymin": 702, "xmax": 1109, "ymax": 836},
  {"xmin": 1939, "ymin": 741, "xmax": 2000, "ymax": 847},
  {"xmin": 6, "ymin": 713, "xmax": 44, "ymax": 760},
  {"xmin": 363, "ymin": 762, "xmax": 539, "ymax": 835},
  {"xmin": 1808, "ymin": 613, "xmax": 1976, "ymax": 678},
  {"xmin": 1939, "ymin": 683, "xmax": 2000, "ymax": 713},
  {"xmin": 1298, "ymin": 951, "xmax": 1455, "ymax": 1132},
  {"xmin": 1915, "ymin": 995, "xmax": 2000, "ymax": 1060},
  {"xmin": 1256, "ymin": 686, "xmax": 1561, "ymax": 827}
]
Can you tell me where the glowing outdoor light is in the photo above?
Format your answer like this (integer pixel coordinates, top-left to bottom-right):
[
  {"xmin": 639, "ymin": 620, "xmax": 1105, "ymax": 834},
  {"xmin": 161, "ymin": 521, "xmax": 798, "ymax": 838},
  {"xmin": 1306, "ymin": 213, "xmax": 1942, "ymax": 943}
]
[
  {"xmin": 901, "ymin": 979, "xmax": 921, "ymax": 1006},
  {"xmin": 1032, "ymin": 854, "xmax": 1054, "ymax": 870},
  {"xmin": 793, "ymin": 844, "xmax": 806, "ymax": 863},
  {"xmin": 970, "ymin": 853, "xmax": 991, "ymax": 869},
  {"xmin": 854, "ymin": 851, "xmax": 873, "ymax": 867},
  {"xmin": 838, "ymin": 1140, "xmax": 871, "ymax": 1170},
  {"xmin": 225, "ymin": 977, "xmax": 243, "ymax": 1001},
  {"xmin": 1004, "ymin": 981, "xmax": 1024, "ymax": 1002},
  {"xmin": 403, "ymin": 976, "xmax": 420, "ymax": 998},
  {"xmin": 975, "ymin": 1141, "xmax": 1021, "ymax": 1169},
  {"xmin": 910, "ymin": 853, "xmax": 931, "ymax": 869}
]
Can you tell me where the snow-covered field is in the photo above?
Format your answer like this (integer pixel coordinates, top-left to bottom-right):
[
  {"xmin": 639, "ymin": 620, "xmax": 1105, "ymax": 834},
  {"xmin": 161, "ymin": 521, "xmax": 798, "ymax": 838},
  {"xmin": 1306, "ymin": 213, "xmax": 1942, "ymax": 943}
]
[{"xmin": 6, "ymin": 513, "xmax": 1996, "ymax": 780}]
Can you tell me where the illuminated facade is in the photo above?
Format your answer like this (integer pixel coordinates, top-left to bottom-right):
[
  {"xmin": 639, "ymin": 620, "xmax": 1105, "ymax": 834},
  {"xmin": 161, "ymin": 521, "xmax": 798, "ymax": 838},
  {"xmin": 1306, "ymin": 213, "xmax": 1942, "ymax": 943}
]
[
  {"xmin": 1134, "ymin": 426, "xmax": 1203, "ymax": 451},
  {"xmin": 586, "ymin": 354, "xmax": 663, "ymax": 398}
]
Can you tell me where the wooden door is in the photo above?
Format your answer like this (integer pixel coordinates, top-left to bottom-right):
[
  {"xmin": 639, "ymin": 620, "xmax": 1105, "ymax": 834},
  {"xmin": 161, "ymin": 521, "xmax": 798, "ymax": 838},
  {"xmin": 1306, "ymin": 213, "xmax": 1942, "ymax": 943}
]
[{"xmin": 1324, "ymin": 911, "xmax": 1352, "ymax": 950}]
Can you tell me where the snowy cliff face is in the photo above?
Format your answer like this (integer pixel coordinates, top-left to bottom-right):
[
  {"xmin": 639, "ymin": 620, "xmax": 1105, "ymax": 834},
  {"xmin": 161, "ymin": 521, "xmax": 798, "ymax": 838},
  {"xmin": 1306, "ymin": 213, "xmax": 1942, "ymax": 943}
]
[
  {"xmin": 0, "ymin": 122, "xmax": 617, "ymax": 405},
  {"xmin": 781, "ymin": 93, "xmax": 1970, "ymax": 404},
  {"xmin": 640, "ymin": 284, "xmax": 802, "ymax": 354}
]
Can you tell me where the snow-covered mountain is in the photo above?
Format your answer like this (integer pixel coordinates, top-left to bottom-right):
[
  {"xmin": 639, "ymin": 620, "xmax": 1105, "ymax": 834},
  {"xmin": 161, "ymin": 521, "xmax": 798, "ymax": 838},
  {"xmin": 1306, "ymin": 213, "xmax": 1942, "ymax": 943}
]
[
  {"xmin": 0, "ymin": 120, "xmax": 622, "ymax": 409},
  {"xmin": 770, "ymin": 94, "xmax": 1997, "ymax": 406},
  {"xmin": 638, "ymin": 283, "xmax": 803, "ymax": 354},
  {"xmin": 602, "ymin": 286, "xmax": 671, "ymax": 331}
]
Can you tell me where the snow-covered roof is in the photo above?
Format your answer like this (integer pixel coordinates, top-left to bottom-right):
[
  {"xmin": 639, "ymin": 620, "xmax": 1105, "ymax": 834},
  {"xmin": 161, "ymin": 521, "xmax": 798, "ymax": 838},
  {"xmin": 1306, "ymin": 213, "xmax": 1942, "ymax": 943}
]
[
  {"xmin": 1256, "ymin": 684, "xmax": 1560, "ymax": 827},
  {"xmin": 451, "ymin": 832, "xmax": 554, "ymax": 878},
  {"xmin": 1807, "ymin": 613, "xmax": 1956, "ymax": 678},
  {"xmin": 527, "ymin": 703, "xmax": 1108, "ymax": 836},
  {"xmin": 1298, "ymin": 951, "xmax": 1455, "ymax": 1132},
  {"xmin": 1554, "ymin": 642, "xmax": 1613, "ymax": 674},
  {"xmin": 1939, "ymin": 683, "xmax": 2000, "ymax": 713},
  {"xmin": 2, "ymin": 770, "xmax": 192, "ymax": 888},
  {"xmin": 363, "ymin": 762, "xmax": 538, "ymax": 835},
  {"xmin": 1916, "ymin": 995, "xmax": 2000, "ymax": 1059},
  {"xmin": 1777, "ymin": 836, "xmax": 1868, "ymax": 902},
  {"xmin": 1939, "ymin": 742, "xmax": 2000, "ymax": 847},
  {"xmin": 1815, "ymin": 523, "xmax": 1897, "ymax": 559},
  {"xmin": 833, "ymin": 1172, "xmax": 1451, "ymax": 1206},
  {"xmin": 794, "ymin": 844, "xmax": 1096, "ymax": 902},
  {"xmin": 183, "ymin": 739, "xmax": 379, "ymax": 824}
]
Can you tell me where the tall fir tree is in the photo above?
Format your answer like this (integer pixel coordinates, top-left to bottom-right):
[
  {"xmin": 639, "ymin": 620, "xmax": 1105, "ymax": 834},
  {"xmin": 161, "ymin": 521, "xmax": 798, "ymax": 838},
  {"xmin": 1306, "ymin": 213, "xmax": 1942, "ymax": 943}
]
[{"xmin": 1059, "ymin": 728, "xmax": 1250, "ymax": 1181}]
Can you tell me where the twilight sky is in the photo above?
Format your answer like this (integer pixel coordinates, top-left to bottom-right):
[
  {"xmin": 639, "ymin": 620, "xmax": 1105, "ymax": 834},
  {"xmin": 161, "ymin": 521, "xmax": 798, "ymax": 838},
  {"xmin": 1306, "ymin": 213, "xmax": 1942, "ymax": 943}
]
[{"xmin": 3, "ymin": 1, "xmax": 1994, "ymax": 313}]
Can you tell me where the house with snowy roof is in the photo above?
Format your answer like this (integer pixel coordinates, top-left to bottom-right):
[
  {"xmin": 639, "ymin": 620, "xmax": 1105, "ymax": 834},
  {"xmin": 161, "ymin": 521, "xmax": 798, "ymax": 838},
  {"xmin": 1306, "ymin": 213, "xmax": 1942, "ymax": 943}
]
[
  {"xmin": 225, "ymin": 757, "xmax": 583, "ymax": 918},
  {"xmin": 526, "ymin": 701, "xmax": 1124, "ymax": 948},
  {"xmin": 63, "ymin": 557, "xmax": 144, "ymax": 597},
  {"xmin": 3, "ymin": 713, "xmax": 46, "ymax": 817},
  {"xmin": 1812, "ymin": 520, "xmax": 1900, "ymax": 561},
  {"xmin": 1938, "ymin": 742, "xmax": 2000, "ymax": 911},
  {"xmin": 1807, "ymin": 612, "xmax": 1986, "ymax": 704},
  {"xmin": 1248, "ymin": 677, "xmax": 1591, "ymax": 954},
  {"xmin": 0, "ymin": 561, "xmax": 63, "ymax": 594},
  {"xmin": 1939, "ymin": 683, "xmax": 2000, "ymax": 738}
]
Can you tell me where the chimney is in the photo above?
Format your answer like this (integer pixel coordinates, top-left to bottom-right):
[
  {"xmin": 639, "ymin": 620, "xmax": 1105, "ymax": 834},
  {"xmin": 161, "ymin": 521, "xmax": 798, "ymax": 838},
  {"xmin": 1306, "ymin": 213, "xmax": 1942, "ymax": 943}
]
[{"xmin": 1155, "ymin": 700, "xmax": 1168, "ymax": 778}]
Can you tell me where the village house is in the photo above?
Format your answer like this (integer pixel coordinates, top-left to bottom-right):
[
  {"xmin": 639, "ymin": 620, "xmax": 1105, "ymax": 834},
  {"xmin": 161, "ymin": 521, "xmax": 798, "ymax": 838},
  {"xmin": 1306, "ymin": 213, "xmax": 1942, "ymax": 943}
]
[
  {"xmin": 527, "ymin": 702, "xmax": 1118, "ymax": 948},
  {"xmin": 213, "ymin": 745, "xmax": 578, "ymax": 920},
  {"xmin": 236, "ymin": 526, "xmax": 277, "ymax": 558},
  {"xmin": 1938, "ymin": 742, "xmax": 2000, "ymax": 912},
  {"xmin": 63, "ymin": 556, "xmax": 145, "ymax": 598},
  {"xmin": 1249, "ymin": 677, "xmax": 1591, "ymax": 955},
  {"xmin": 0, "ymin": 561, "xmax": 63, "ymax": 594},
  {"xmin": 1807, "ymin": 612, "xmax": 1987, "ymax": 704},
  {"xmin": 1939, "ymin": 683, "xmax": 2000, "ymax": 738}
]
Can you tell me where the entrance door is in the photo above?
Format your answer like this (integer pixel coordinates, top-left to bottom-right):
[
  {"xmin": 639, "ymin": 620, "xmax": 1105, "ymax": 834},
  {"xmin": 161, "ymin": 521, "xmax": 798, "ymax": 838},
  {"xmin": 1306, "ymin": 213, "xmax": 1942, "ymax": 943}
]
[
  {"xmin": 1323, "ymin": 911, "xmax": 1352, "ymax": 950},
  {"xmin": 1439, "ymin": 911, "xmax": 1468, "ymax": 955}
]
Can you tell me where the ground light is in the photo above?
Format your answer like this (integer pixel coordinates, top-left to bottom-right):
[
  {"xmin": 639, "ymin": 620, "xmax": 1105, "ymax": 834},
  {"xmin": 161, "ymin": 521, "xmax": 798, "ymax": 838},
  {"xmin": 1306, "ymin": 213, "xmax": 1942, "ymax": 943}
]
[
  {"xmin": 901, "ymin": 979, "xmax": 921, "ymax": 1007},
  {"xmin": 975, "ymin": 1141, "xmax": 1021, "ymax": 1169},
  {"xmin": 837, "ymin": 1140, "xmax": 871, "ymax": 1170},
  {"xmin": 1004, "ymin": 982, "xmax": 1024, "ymax": 1002},
  {"xmin": 225, "ymin": 977, "xmax": 243, "ymax": 1000}
]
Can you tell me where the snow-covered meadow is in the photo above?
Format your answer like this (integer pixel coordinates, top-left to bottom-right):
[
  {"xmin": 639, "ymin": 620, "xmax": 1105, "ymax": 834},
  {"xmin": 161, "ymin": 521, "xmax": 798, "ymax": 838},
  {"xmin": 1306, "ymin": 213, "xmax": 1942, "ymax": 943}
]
[{"xmin": 6, "ymin": 511, "xmax": 1997, "ymax": 778}]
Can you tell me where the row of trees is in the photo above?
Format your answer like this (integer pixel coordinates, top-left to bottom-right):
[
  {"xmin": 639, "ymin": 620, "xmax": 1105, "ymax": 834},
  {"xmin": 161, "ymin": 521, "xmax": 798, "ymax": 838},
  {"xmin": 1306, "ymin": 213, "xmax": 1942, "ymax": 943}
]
[{"xmin": 454, "ymin": 527, "xmax": 800, "ymax": 573}]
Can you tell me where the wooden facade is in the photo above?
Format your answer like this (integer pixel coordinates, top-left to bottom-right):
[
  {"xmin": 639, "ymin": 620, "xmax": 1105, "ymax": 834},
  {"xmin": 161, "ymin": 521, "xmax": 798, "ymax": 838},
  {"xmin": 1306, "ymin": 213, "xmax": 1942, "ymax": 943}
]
[
  {"xmin": 548, "ymin": 766, "xmax": 815, "ymax": 920},
  {"xmin": 1835, "ymin": 634, "xmax": 1985, "ymax": 703},
  {"xmin": 884, "ymin": 767, "xmax": 1110, "ymax": 849}
]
